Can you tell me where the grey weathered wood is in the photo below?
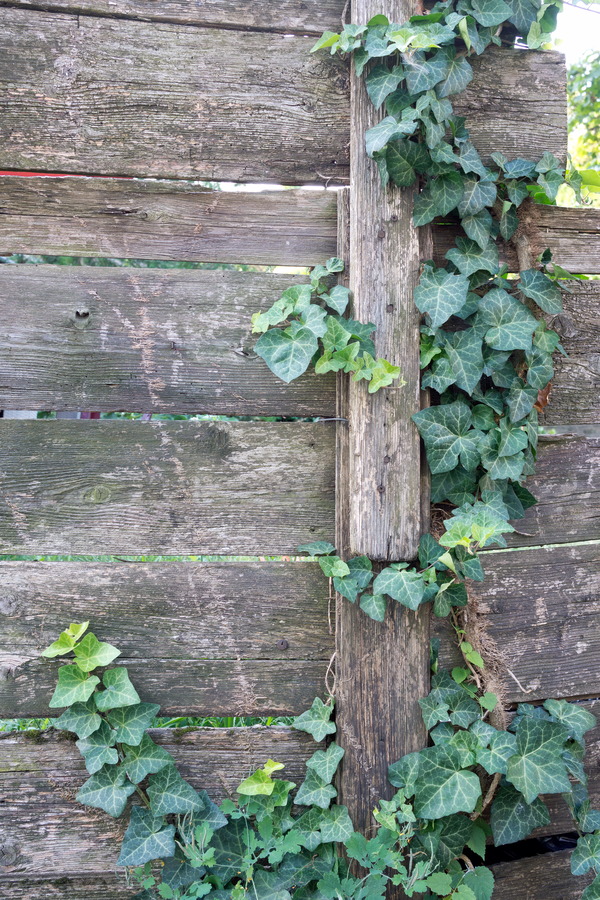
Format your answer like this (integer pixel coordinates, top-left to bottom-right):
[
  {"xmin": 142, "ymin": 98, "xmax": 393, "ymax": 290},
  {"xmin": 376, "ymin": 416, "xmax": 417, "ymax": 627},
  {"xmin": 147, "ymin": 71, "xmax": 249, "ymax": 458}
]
[
  {"xmin": 0, "ymin": 178, "xmax": 593, "ymax": 271},
  {"xmin": 432, "ymin": 206, "xmax": 600, "ymax": 276},
  {"xmin": 0, "ymin": 726, "xmax": 319, "ymax": 892},
  {"xmin": 0, "ymin": 176, "xmax": 339, "ymax": 266},
  {"xmin": 334, "ymin": 5, "xmax": 429, "ymax": 866},
  {"xmin": 0, "ymin": 561, "xmax": 333, "ymax": 717},
  {"xmin": 0, "ymin": 8, "xmax": 350, "ymax": 184},
  {"xmin": 540, "ymin": 281, "xmax": 600, "ymax": 425},
  {"xmin": 490, "ymin": 850, "xmax": 593, "ymax": 898},
  {"xmin": 0, "ymin": 420, "xmax": 335, "ymax": 554},
  {"xmin": 0, "ymin": 266, "xmax": 335, "ymax": 415},
  {"xmin": 2, "ymin": 0, "xmax": 347, "ymax": 33},
  {"xmin": 504, "ymin": 435, "xmax": 600, "ymax": 547},
  {"xmin": 347, "ymin": 3, "xmax": 421, "ymax": 562},
  {"xmin": 435, "ymin": 543, "xmax": 600, "ymax": 703},
  {"xmin": 0, "ymin": 7, "xmax": 566, "ymax": 183}
]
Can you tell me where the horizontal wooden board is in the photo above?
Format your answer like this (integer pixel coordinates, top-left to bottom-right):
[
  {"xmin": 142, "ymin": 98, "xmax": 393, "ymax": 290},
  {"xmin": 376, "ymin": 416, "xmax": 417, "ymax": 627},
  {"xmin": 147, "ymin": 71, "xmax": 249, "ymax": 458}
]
[
  {"xmin": 0, "ymin": 6, "xmax": 565, "ymax": 182},
  {"xmin": 3, "ymin": 0, "xmax": 346, "ymax": 33},
  {"xmin": 0, "ymin": 726, "xmax": 319, "ymax": 893},
  {"xmin": 0, "ymin": 420, "xmax": 335, "ymax": 554},
  {"xmin": 436, "ymin": 544, "xmax": 600, "ymax": 703},
  {"xmin": 0, "ymin": 266, "xmax": 336, "ymax": 415},
  {"xmin": 504, "ymin": 435, "xmax": 600, "ymax": 547},
  {"xmin": 1, "ymin": 179, "xmax": 595, "ymax": 275},
  {"xmin": 0, "ymin": 8, "xmax": 350, "ymax": 184},
  {"xmin": 432, "ymin": 205, "xmax": 600, "ymax": 276},
  {"xmin": 0, "ymin": 561, "xmax": 333, "ymax": 717},
  {"xmin": 0, "ymin": 177, "xmax": 339, "ymax": 265},
  {"xmin": 491, "ymin": 849, "xmax": 593, "ymax": 898},
  {"xmin": 0, "ymin": 265, "xmax": 596, "ymax": 422}
]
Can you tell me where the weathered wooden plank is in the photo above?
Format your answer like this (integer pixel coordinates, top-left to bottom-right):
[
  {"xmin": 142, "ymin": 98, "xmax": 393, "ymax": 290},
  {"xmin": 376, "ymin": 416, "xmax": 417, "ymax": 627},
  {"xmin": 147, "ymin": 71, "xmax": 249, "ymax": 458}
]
[
  {"xmin": 0, "ymin": 266, "xmax": 336, "ymax": 415},
  {"xmin": 1, "ymin": 0, "xmax": 347, "ymax": 33},
  {"xmin": 347, "ymin": 2, "xmax": 421, "ymax": 562},
  {"xmin": 0, "ymin": 6, "xmax": 566, "ymax": 183},
  {"xmin": 0, "ymin": 8, "xmax": 350, "ymax": 184},
  {"xmin": 432, "ymin": 206, "xmax": 600, "ymax": 276},
  {"xmin": 0, "ymin": 420, "xmax": 335, "ymax": 554},
  {"xmin": 0, "ymin": 561, "xmax": 333, "ymax": 717},
  {"xmin": 541, "ymin": 281, "xmax": 600, "ymax": 425},
  {"xmin": 491, "ymin": 850, "xmax": 593, "ymax": 898},
  {"xmin": 1, "ymin": 179, "xmax": 592, "ymax": 271},
  {"xmin": 0, "ymin": 176, "xmax": 339, "ymax": 265},
  {"xmin": 435, "ymin": 544, "xmax": 600, "ymax": 703},
  {"xmin": 0, "ymin": 726, "xmax": 319, "ymax": 892},
  {"xmin": 504, "ymin": 435, "xmax": 600, "ymax": 547}
]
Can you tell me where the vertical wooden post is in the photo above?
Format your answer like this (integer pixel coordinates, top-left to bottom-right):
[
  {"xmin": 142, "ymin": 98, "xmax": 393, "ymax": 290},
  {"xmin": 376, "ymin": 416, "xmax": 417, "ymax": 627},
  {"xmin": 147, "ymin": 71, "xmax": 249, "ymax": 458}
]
[
  {"xmin": 348, "ymin": 0, "xmax": 422, "ymax": 563},
  {"xmin": 335, "ymin": 0, "xmax": 430, "ymax": 868}
]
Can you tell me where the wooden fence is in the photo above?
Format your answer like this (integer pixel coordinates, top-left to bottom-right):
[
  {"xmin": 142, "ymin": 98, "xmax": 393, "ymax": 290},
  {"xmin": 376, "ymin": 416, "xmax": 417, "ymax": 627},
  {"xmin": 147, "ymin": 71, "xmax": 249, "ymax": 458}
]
[{"xmin": 0, "ymin": 0, "xmax": 599, "ymax": 897}]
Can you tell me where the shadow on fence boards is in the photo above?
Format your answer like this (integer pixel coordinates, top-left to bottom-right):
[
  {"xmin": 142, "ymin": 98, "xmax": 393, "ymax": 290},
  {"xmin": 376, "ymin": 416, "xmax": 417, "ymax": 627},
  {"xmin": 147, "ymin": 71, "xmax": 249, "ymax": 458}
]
[{"xmin": 0, "ymin": 0, "xmax": 599, "ymax": 897}]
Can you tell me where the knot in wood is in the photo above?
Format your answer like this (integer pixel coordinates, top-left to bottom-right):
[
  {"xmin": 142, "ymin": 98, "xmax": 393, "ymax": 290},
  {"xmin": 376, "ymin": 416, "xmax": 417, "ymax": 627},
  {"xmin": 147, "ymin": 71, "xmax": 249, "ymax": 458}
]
[{"xmin": 277, "ymin": 639, "xmax": 289, "ymax": 650}]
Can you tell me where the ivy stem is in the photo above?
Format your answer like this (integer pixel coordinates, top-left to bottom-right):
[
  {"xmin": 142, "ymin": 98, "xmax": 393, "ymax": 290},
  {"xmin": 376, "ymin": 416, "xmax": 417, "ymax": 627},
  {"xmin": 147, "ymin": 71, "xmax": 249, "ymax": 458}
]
[
  {"xmin": 474, "ymin": 771, "xmax": 502, "ymax": 820},
  {"xmin": 116, "ymin": 745, "xmax": 151, "ymax": 809}
]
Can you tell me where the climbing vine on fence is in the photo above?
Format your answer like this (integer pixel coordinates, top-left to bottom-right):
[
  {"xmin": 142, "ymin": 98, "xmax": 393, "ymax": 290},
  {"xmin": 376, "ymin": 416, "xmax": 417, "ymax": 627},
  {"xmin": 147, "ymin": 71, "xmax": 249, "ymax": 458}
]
[{"xmin": 35, "ymin": 3, "xmax": 600, "ymax": 899}]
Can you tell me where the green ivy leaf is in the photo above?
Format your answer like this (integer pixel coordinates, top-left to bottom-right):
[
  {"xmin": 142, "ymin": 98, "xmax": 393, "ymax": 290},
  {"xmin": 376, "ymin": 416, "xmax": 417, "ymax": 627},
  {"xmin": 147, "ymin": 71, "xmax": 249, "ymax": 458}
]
[
  {"xmin": 292, "ymin": 807, "xmax": 326, "ymax": 852},
  {"xmin": 106, "ymin": 702, "xmax": 160, "ymax": 746},
  {"xmin": 476, "ymin": 288, "xmax": 538, "ymax": 350},
  {"xmin": 306, "ymin": 743, "xmax": 345, "ymax": 784},
  {"xmin": 122, "ymin": 733, "xmax": 173, "ymax": 784},
  {"xmin": 366, "ymin": 64, "xmax": 405, "ymax": 110},
  {"xmin": 461, "ymin": 209, "xmax": 494, "ymax": 250},
  {"xmin": 255, "ymin": 326, "xmax": 319, "ymax": 384},
  {"xmin": 296, "ymin": 541, "xmax": 336, "ymax": 556},
  {"xmin": 318, "ymin": 555, "xmax": 350, "ymax": 578},
  {"xmin": 368, "ymin": 358, "xmax": 402, "ymax": 392},
  {"xmin": 412, "ymin": 743, "xmax": 481, "ymax": 819},
  {"xmin": 76, "ymin": 720, "xmax": 118, "ymax": 774},
  {"xmin": 319, "ymin": 805, "xmax": 354, "ymax": 842},
  {"xmin": 293, "ymin": 697, "xmax": 336, "ymax": 742},
  {"xmin": 54, "ymin": 698, "xmax": 102, "ymax": 739},
  {"xmin": 413, "ymin": 401, "xmax": 481, "ymax": 475},
  {"xmin": 463, "ymin": 867, "xmax": 495, "ymax": 900},
  {"xmin": 42, "ymin": 621, "xmax": 89, "ymax": 658},
  {"xmin": 582, "ymin": 875, "xmax": 600, "ymax": 900},
  {"xmin": 446, "ymin": 237, "xmax": 499, "ymax": 276},
  {"xmin": 95, "ymin": 667, "xmax": 140, "ymax": 712},
  {"xmin": 414, "ymin": 171, "xmax": 465, "ymax": 224},
  {"xmin": 518, "ymin": 268, "xmax": 563, "ymax": 313},
  {"xmin": 323, "ymin": 285, "xmax": 350, "ymax": 316},
  {"xmin": 506, "ymin": 377, "xmax": 538, "ymax": 423},
  {"xmin": 414, "ymin": 265, "xmax": 470, "ymax": 327},
  {"xmin": 444, "ymin": 329, "xmax": 484, "ymax": 394},
  {"xmin": 373, "ymin": 567, "xmax": 426, "ymax": 610},
  {"xmin": 295, "ymin": 769, "xmax": 338, "ymax": 809},
  {"xmin": 470, "ymin": 0, "xmax": 513, "ymax": 26},
  {"xmin": 543, "ymin": 698, "xmax": 596, "ymax": 743},
  {"xmin": 477, "ymin": 731, "xmax": 518, "ymax": 775},
  {"xmin": 404, "ymin": 49, "xmax": 451, "ymax": 94},
  {"xmin": 457, "ymin": 178, "xmax": 497, "ymax": 217},
  {"xmin": 436, "ymin": 46, "xmax": 473, "ymax": 96},
  {"xmin": 147, "ymin": 764, "xmax": 203, "ymax": 816},
  {"xmin": 49, "ymin": 665, "xmax": 100, "ymax": 708},
  {"xmin": 572, "ymin": 835, "xmax": 600, "ymax": 878},
  {"xmin": 359, "ymin": 592, "xmax": 387, "ymax": 621},
  {"xmin": 72, "ymin": 632, "xmax": 121, "ymax": 672},
  {"xmin": 505, "ymin": 718, "xmax": 571, "ymax": 803},
  {"xmin": 117, "ymin": 807, "xmax": 176, "ymax": 867},
  {"xmin": 386, "ymin": 139, "xmax": 427, "ymax": 187},
  {"xmin": 76, "ymin": 762, "xmax": 136, "ymax": 817}
]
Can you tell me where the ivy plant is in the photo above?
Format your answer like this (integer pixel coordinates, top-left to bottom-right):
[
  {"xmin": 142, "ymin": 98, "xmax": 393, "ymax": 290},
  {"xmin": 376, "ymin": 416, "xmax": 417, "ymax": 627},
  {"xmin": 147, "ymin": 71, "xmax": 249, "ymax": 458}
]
[{"xmin": 252, "ymin": 257, "xmax": 403, "ymax": 392}]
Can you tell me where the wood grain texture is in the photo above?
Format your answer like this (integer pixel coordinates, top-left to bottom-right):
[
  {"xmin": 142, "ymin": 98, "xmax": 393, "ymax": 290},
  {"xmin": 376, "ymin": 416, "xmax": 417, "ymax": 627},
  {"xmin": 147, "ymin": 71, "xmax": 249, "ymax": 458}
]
[
  {"xmin": 432, "ymin": 206, "xmax": 600, "ymax": 276},
  {"xmin": 490, "ymin": 850, "xmax": 593, "ymax": 898},
  {"xmin": 435, "ymin": 544, "xmax": 600, "ymax": 703},
  {"xmin": 0, "ymin": 420, "xmax": 335, "ymax": 555},
  {"xmin": 1, "ymin": 0, "xmax": 347, "ymax": 33},
  {"xmin": 503, "ymin": 435, "xmax": 600, "ymax": 547},
  {"xmin": 0, "ymin": 266, "xmax": 336, "ymax": 415},
  {"xmin": 347, "ymin": 0, "xmax": 422, "ymax": 562},
  {"xmin": 0, "ymin": 176, "xmax": 339, "ymax": 266},
  {"xmin": 0, "ymin": 727, "xmax": 319, "ymax": 892},
  {"xmin": 1, "ymin": 179, "xmax": 593, "ymax": 272},
  {"xmin": 0, "ymin": 6, "xmax": 565, "ymax": 183},
  {"xmin": 334, "ymin": 6, "xmax": 429, "ymax": 871},
  {"xmin": 540, "ymin": 282, "xmax": 600, "ymax": 425},
  {"xmin": 0, "ymin": 561, "xmax": 333, "ymax": 717},
  {"xmin": 0, "ymin": 8, "xmax": 350, "ymax": 184}
]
